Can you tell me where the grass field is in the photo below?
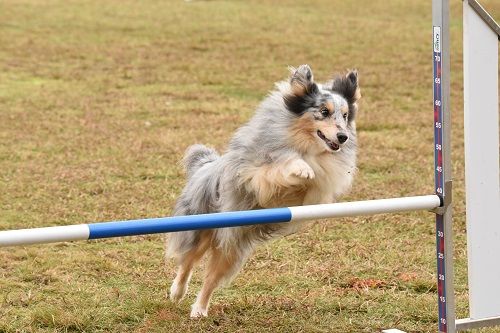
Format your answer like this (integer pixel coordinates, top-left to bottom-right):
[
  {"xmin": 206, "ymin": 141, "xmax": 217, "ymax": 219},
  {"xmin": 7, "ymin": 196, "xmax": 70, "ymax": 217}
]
[{"xmin": 1, "ymin": 0, "xmax": 499, "ymax": 332}]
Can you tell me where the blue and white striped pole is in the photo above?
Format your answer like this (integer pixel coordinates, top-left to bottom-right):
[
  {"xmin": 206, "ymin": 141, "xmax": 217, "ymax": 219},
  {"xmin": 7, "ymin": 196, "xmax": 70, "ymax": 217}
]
[{"xmin": 0, "ymin": 195, "xmax": 441, "ymax": 247}]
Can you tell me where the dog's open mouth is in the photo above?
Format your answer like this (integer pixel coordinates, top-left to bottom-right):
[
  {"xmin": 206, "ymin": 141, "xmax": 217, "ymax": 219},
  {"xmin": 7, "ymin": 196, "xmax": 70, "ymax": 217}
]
[{"xmin": 317, "ymin": 130, "xmax": 340, "ymax": 151}]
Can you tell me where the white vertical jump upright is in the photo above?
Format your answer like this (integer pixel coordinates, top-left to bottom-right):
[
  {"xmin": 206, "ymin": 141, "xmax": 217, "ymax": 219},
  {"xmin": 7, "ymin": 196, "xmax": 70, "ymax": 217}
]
[
  {"xmin": 456, "ymin": 0, "xmax": 500, "ymax": 331},
  {"xmin": 0, "ymin": 1, "xmax": 499, "ymax": 332}
]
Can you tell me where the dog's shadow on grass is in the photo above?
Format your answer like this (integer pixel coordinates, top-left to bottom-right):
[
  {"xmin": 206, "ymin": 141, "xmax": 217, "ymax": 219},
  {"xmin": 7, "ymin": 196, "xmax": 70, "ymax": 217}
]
[{"xmin": 146, "ymin": 294, "xmax": 344, "ymax": 331}]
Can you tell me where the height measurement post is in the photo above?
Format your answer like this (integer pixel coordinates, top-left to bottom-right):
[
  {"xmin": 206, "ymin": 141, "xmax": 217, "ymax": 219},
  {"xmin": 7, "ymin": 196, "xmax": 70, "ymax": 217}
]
[
  {"xmin": 433, "ymin": 25, "xmax": 448, "ymax": 333},
  {"xmin": 432, "ymin": 0, "xmax": 455, "ymax": 330}
]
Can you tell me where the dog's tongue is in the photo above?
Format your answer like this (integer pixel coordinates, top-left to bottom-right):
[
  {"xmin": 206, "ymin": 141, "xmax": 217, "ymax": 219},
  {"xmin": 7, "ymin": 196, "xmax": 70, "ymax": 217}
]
[{"xmin": 328, "ymin": 141, "xmax": 340, "ymax": 151}]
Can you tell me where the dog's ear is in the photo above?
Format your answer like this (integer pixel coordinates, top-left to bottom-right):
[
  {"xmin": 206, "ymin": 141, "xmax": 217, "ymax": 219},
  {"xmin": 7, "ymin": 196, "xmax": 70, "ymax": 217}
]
[
  {"xmin": 331, "ymin": 69, "xmax": 361, "ymax": 104},
  {"xmin": 289, "ymin": 64, "xmax": 316, "ymax": 96},
  {"xmin": 284, "ymin": 64, "xmax": 319, "ymax": 115}
]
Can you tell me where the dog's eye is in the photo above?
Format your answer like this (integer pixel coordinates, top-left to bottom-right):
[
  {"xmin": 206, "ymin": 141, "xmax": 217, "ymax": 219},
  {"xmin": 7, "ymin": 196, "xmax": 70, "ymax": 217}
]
[
  {"xmin": 320, "ymin": 108, "xmax": 329, "ymax": 117},
  {"xmin": 343, "ymin": 113, "xmax": 348, "ymax": 120}
]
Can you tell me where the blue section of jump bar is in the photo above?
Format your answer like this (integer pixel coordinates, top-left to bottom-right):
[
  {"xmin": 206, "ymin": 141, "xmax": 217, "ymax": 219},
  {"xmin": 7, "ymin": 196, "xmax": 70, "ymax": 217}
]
[{"xmin": 88, "ymin": 207, "xmax": 292, "ymax": 239}]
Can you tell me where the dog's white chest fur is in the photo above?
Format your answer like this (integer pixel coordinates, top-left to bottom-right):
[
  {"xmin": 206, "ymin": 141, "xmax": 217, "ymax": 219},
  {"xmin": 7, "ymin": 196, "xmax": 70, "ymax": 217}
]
[{"xmin": 302, "ymin": 152, "xmax": 355, "ymax": 205}]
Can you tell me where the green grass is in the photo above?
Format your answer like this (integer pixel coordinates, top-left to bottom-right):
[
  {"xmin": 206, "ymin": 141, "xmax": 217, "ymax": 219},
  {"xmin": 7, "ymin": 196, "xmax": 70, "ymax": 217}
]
[{"xmin": 1, "ymin": 0, "xmax": 499, "ymax": 332}]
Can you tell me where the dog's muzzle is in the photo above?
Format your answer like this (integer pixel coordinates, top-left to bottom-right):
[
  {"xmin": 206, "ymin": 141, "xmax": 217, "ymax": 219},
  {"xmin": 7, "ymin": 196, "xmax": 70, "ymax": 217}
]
[{"xmin": 317, "ymin": 130, "xmax": 341, "ymax": 151}]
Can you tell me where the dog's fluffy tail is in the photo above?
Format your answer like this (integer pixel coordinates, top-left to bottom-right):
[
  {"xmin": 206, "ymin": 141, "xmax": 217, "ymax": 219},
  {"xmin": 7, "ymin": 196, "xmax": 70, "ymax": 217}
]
[
  {"xmin": 183, "ymin": 144, "xmax": 219, "ymax": 179},
  {"xmin": 166, "ymin": 144, "xmax": 220, "ymax": 260}
]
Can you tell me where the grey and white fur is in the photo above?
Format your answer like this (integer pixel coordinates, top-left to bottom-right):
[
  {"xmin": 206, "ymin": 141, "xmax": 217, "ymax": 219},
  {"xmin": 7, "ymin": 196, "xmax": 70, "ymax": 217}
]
[{"xmin": 166, "ymin": 65, "xmax": 361, "ymax": 317}]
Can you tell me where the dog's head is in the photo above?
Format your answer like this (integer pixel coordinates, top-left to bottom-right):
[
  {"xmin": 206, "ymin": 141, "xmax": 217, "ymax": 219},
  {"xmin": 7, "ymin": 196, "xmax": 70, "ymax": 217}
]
[{"xmin": 284, "ymin": 64, "xmax": 361, "ymax": 154}]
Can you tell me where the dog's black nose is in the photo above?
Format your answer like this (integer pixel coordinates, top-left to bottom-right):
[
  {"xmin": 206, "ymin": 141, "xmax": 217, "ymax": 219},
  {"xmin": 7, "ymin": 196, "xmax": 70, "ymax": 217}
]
[{"xmin": 337, "ymin": 133, "xmax": 348, "ymax": 144}]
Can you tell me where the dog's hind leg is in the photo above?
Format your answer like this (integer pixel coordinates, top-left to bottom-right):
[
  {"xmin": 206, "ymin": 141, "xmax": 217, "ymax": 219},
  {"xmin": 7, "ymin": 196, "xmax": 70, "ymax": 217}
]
[
  {"xmin": 190, "ymin": 247, "xmax": 246, "ymax": 318},
  {"xmin": 169, "ymin": 231, "xmax": 212, "ymax": 303}
]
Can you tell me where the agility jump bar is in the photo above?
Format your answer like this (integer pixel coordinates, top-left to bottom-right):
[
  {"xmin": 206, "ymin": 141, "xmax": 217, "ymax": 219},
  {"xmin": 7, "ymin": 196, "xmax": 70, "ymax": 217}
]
[{"xmin": 0, "ymin": 195, "xmax": 441, "ymax": 247}]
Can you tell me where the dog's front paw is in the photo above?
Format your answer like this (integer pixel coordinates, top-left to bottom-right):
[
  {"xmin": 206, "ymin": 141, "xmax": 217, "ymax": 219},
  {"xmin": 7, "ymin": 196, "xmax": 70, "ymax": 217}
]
[
  {"xmin": 285, "ymin": 159, "xmax": 315, "ymax": 180},
  {"xmin": 190, "ymin": 304, "xmax": 208, "ymax": 318}
]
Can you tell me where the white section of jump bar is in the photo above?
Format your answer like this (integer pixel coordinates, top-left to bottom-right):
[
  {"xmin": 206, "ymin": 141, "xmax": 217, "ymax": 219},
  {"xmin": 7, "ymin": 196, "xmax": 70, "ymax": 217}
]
[
  {"xmin": 0, "ymin": 195, "xmax": 441, "ymax": 247},
  {"xmin": 0, "ymin": 224, "xmax": 90, "ymax": 247},
  {"xmin": 290, "ymin": 195, "xmax": 441, "ymax": 221}
]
